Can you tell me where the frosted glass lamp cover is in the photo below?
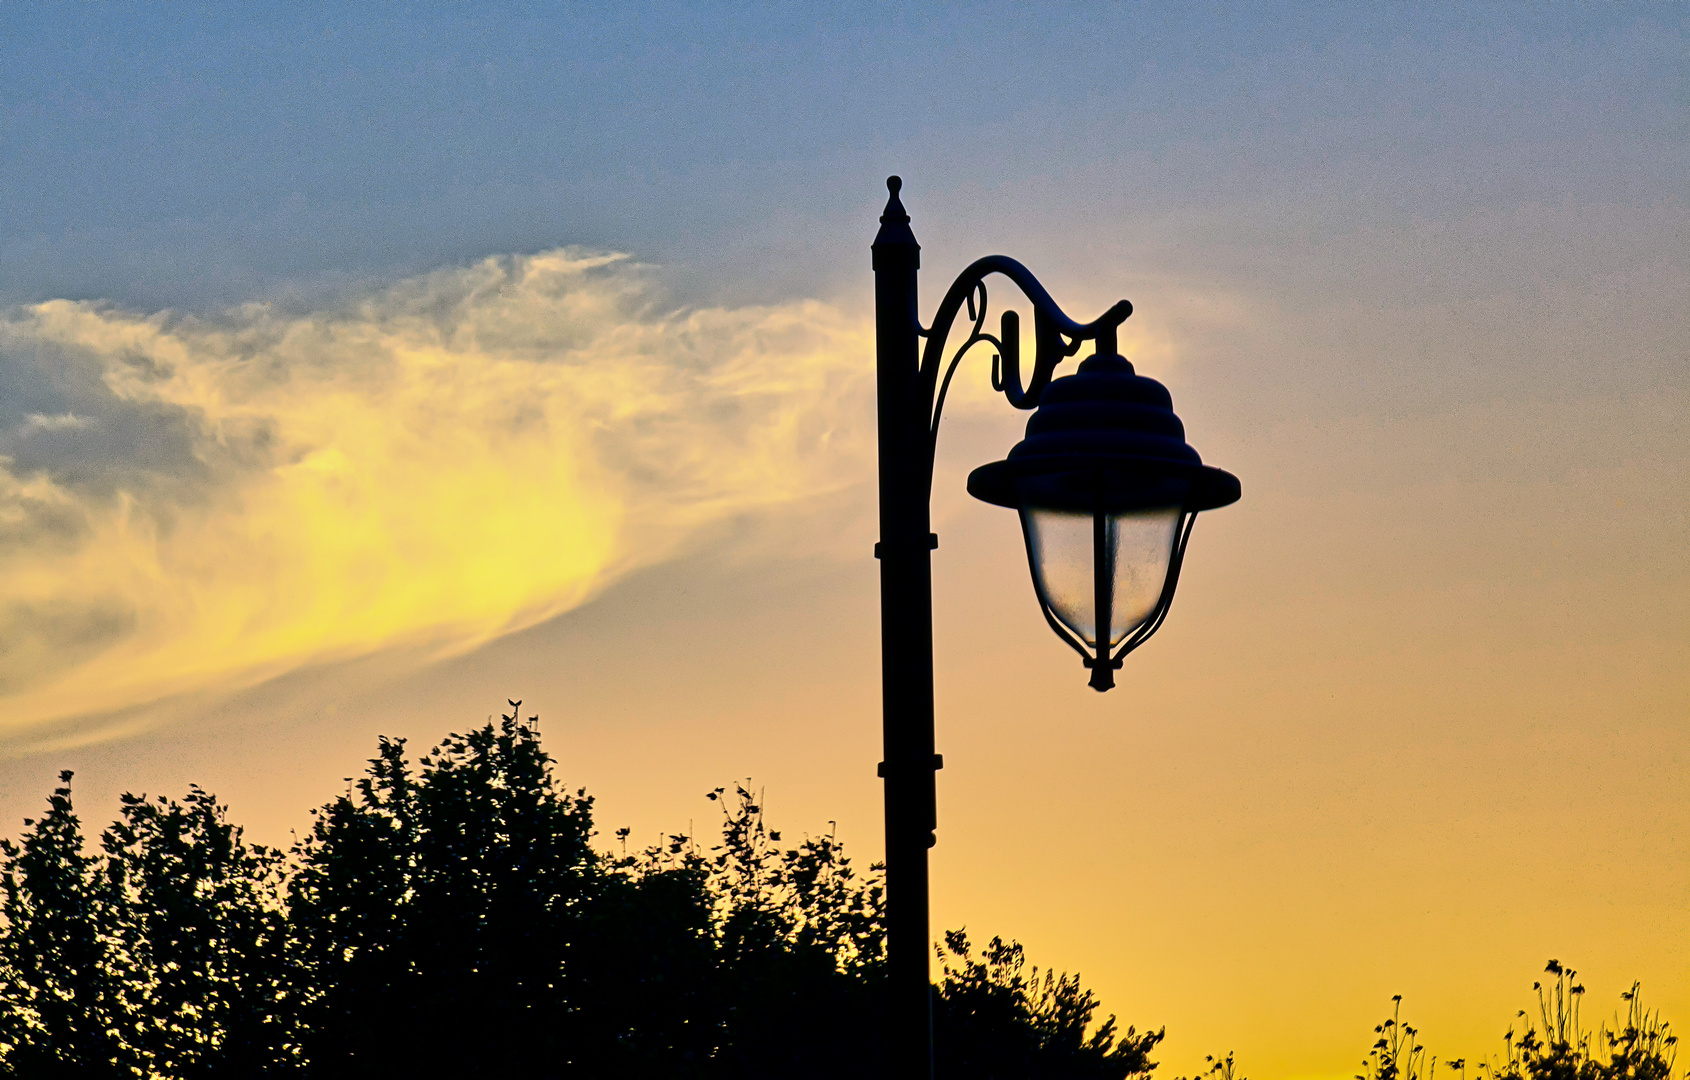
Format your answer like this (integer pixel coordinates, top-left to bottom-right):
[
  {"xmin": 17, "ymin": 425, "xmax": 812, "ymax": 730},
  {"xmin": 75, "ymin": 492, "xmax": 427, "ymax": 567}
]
[{"xmin": 1021, "ymin": 505, "xmax": 1182, "ymax": 651}]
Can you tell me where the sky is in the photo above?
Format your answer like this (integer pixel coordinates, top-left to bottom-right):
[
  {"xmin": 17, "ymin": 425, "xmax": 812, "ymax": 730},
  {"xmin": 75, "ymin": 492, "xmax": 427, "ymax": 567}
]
[{"xmin": 1, "ymin": 3, "xmax": 1686, "ymax": 1075}]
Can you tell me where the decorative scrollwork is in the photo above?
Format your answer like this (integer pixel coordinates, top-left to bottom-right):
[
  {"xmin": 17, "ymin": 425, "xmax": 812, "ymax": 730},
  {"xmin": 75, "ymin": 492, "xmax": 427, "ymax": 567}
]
[
  {"xmin": 920, "ymin": 255, "xmax": 1133, "ymax": 454},
  {"xmin": 930, "ymin": 279, "xmax": 999, "ymax": 444}
]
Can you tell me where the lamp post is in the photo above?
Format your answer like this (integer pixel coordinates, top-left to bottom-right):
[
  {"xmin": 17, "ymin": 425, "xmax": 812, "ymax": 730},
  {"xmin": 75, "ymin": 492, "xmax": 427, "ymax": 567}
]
[{"xmin": 872, "ymin": 176, "xmax": 1239, "ymax": 1078}]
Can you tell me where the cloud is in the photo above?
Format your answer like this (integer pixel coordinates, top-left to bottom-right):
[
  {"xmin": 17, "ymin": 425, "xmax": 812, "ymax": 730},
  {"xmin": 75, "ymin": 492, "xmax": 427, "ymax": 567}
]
[
  {"xmin": 21, "ymin": 413, "xmax": 91, "ymax": 432},
  {"xmin": 0, "ymin": 250, "xmax": 874, "ymax": 735}
]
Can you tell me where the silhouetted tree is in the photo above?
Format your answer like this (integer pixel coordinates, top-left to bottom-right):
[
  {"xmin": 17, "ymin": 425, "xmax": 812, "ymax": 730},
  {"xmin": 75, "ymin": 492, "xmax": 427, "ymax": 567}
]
[
  {"xmin": 286, "ymin": 709, "xmax": 601, "ymax": 1076},
  {"xmin": 0, "ymin": 772, "xmax": 294, "ymax": 1077},
  {"xmin": 689, "ymin": 782, "xmax": 887, "ymax": 1075},
  {"xmin": 5, "ymin": 708, "xmax": 1683, "ymax": 1079},
  {"xmin": 0, "ymin": 701, "xmax": 1188, "ymax": 1077},
  {"xmin": 101, "ymin": 786, "xmax": 292, "ymax": 1076},
  {"xmin": 0, "ymin": 771, "xmax": 126, "ymax": 1078}
]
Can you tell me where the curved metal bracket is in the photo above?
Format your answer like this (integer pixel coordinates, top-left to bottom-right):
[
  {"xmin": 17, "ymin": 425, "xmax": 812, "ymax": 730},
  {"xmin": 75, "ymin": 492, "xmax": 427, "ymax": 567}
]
[{"xmin": 920, "ymin": 256, "xmax": 1132, "ymax": 475}]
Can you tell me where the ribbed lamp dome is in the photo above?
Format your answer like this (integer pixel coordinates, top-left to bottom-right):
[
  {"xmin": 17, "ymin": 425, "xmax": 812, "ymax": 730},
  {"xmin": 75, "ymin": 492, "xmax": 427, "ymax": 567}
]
[{"xmin": 967, "ymin": 353, "xmax": 1239, "ymax": 513}]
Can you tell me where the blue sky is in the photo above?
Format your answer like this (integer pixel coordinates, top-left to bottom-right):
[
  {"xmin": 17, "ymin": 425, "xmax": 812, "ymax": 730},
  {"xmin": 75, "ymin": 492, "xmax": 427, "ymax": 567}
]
[
  {"xmin": 1, "ymin": 5, "xmax": 1685, "ymax": 1076},
  {"xmin": 6, "ymin": 4, "xmax": 1680, "ymax": 308}
]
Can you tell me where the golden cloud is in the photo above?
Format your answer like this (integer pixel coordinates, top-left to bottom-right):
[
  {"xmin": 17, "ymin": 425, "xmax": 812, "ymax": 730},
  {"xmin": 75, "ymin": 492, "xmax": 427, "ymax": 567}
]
[{"xmin": 0, "ymin": 250, "xmax": 874, "ymax": 733}]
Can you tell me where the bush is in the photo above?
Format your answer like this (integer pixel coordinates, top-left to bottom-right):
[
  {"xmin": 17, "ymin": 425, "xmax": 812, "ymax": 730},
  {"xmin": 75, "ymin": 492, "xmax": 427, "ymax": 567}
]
[
  {"xmin": 1359, "ymin": 962, "xmax": 1678, "ymax": 1080},
  {"xmin": 934, "ymin": 929, "xmax": 1162, "ymax": 1079}
]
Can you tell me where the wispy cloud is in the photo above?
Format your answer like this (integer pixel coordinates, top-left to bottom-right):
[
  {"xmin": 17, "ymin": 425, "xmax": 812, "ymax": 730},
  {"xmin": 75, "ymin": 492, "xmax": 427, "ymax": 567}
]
[
  {"xmin": 20, "ymin": 412, "xmax": 91, "ymax": 433},
  {"xmin": 0, "ymin": 250, "xmax": 873, "ymax": 734}
]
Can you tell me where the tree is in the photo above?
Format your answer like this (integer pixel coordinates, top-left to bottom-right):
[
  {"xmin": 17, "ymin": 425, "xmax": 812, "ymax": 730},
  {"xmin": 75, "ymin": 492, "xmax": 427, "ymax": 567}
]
[
  {"xmin": 0, "ymin": 703, "xmax": 1162, "ymax": 1077},
  {"xmin": 100, "ymin": 786, "xmax": 293, "ymax": 1076},
  {"xmin": 691, "ymin": 782, "xmax": 886, "ymax": 1075},
  {"xmin": 286, "ymin": 706, "xmax": 601, "ymax": 1077},
  {"xmin": 0, "ymin": 771, "xmax": 127, "ymax": 1078}
]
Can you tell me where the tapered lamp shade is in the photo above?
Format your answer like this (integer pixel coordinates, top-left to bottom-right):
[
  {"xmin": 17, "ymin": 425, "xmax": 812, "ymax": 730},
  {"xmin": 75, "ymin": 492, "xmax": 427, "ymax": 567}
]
[
  {"xmin": 969, "ymin": 353, "xmax": 1239, "ymax": 691},
  {"xmin": 1023, "ymin": 504, "xmax": 1182, "ymax": 650}
]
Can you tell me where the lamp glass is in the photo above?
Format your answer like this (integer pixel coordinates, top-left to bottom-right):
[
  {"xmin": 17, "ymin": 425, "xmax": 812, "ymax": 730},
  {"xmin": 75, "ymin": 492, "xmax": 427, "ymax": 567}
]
[{"xmin": 1022, "ymin": 505, "xmax": 1181, "ymax": 649}]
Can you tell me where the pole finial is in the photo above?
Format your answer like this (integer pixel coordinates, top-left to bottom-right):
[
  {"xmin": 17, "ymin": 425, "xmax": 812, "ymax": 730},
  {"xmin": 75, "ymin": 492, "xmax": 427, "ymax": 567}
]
[
  {"xmin": 872, "ymin": 175, "xmax": 918, "ymax": 265},
  {"xmin": 880, "ymin": 175, "xmax": 910, "ymax": 225}
]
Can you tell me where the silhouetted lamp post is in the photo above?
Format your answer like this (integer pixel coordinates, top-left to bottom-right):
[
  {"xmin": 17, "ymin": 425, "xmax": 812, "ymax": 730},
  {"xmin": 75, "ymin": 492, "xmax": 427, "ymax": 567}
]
[{"xmin": 871, "ymin": 176, "xmax": 1239, "ymax": 1078}]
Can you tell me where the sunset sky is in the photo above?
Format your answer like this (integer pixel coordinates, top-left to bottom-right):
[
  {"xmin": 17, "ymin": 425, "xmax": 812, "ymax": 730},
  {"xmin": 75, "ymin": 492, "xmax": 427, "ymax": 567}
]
[{"xmin": 1, "ymin": 5, "xmax": 1685, "ymax": 1076}]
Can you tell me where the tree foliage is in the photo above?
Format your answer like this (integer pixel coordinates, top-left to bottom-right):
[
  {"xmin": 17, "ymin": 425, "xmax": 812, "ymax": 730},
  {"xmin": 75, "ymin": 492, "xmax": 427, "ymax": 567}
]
[
  {"xmin": 0, "ymin": 703, "xmax": 1150, "ymax": 1078},
  {"xmin": 0, "ymin": 771, "xmax": 126, "ymax": 1077},
  {"xmin": 935, "ymin": 929, "xmax": 1164, "ymax": 1079},
  {"xmin": 4, "ymin": 704, "xmax": 1673, "ymax": 1080},
  {"xmin": 102, "ymin": 786, "xmax": 292, "ymax": 1076}
]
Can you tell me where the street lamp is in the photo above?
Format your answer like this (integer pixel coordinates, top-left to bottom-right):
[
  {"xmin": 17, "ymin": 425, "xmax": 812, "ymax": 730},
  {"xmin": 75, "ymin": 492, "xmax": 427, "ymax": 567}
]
[{"xmin": 872, "ymin": 176, "xmax": 1239, "ymax": 1077}]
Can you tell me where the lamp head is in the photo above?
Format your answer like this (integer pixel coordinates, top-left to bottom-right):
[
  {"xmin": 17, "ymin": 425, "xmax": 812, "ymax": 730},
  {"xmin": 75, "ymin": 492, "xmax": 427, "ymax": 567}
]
[{"xmin": 967, "ymin": 352, "xmax": 1239, "ymax": 689}]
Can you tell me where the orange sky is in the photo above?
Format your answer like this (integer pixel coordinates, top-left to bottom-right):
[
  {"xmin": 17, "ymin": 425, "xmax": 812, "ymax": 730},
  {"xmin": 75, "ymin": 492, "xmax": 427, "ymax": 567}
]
[{"xmin": 0, "ymin": 8, "xmax": 1684, "ymax": 1077}]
